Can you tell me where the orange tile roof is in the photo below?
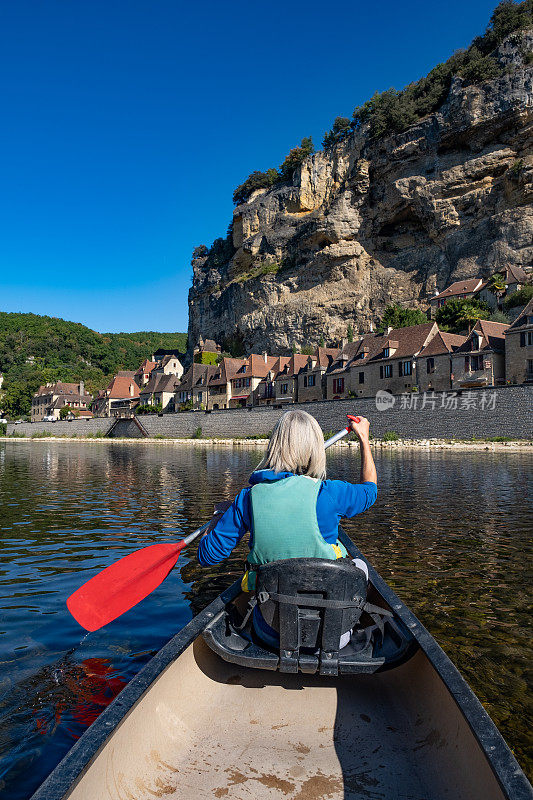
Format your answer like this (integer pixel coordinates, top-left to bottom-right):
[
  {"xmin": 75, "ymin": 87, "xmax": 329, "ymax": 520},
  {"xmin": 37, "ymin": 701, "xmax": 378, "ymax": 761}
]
[{"xmin": 107, "ymin": 375, "xmax": 140, "ymax": 399}]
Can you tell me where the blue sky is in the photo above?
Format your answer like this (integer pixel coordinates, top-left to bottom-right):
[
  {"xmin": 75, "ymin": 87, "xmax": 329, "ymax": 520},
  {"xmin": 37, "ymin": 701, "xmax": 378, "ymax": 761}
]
[{"xmin": 0, "ymin": 0, "xmax": 499, "ymax": 333}]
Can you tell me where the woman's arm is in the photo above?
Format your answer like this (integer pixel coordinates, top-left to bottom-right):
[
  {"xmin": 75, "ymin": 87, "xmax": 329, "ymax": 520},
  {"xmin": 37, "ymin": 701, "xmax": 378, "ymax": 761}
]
[
  {"xmin": 197, "ymin": 488, "xmax": 251, "ymax": 565},
  {"xmin": 349, "ymin": 416, "xmax": 377, "ymax": 485}
]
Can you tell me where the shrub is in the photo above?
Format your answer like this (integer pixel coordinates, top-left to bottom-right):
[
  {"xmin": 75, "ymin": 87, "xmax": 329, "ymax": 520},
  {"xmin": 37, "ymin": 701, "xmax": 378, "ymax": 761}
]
[
  {"xmin": 488, "ymin": 311, "xmax": 511, "ymax": 323},
  {"xmin": 137, "ymin": 403, "xmax": 163, "ymax": 415},
  {"xmin": 383, "ymin": 431, "xmax": 400, "ymax": 441},
  {"xmin": 278, "ymin": 137, "xmax": 314, "ymax": 182},
  {"xmin": 194, "ymin": 351, "xmax": 220, "ymax": 365},
  {"xmin": 178, "ymin": 400, "xmax": 194, "ymax": 412},
  {"xmin": 233, "ymin": 169, "xmax": 279, "ymax": 205},
  {"xmin": 377, "ymin": 304, "xmax": 428, "ymax": 333},
  {"xmin": 503, "ymin": 284, "xmax": 533, "ymax": 310},
  {"xmin": 192, "ymin": 426, "xmax": 202, "ymax": 439},
  {"xmin": 154, "ymin": 434, "xmax": 166, "ymax": 439}
]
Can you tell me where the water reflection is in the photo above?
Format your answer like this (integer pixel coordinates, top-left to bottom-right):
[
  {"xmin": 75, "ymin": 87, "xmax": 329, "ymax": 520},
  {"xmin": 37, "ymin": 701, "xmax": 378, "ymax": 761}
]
[{"xmin": 0, "ymin": 440, "xmax": 531, "ymax": 798}]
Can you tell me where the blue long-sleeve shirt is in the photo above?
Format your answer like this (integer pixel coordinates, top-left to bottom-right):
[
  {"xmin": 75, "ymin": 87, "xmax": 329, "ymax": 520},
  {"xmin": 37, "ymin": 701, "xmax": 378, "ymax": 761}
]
[{"xmin": 197, "ymin": 469, "xmax": 377, "ymax": 566}]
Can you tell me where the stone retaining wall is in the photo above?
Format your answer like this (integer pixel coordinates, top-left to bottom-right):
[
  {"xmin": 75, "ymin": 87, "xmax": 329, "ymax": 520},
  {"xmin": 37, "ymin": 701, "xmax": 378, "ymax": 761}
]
[{"xmin": 5, "ymin": 385, "xmax": 532, "ymax": 440}]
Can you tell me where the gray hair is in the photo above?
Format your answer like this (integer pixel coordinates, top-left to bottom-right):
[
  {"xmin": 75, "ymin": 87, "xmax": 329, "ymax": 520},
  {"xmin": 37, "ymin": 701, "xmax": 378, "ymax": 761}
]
[{"xmin": 256, "ymin": 409, "xmax": 326, "ymax": 480}]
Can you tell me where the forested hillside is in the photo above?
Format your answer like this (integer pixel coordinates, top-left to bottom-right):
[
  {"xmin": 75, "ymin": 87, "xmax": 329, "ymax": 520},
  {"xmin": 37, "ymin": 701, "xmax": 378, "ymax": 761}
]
[{"xmin": 0, "ymin": 312, "xmax": 186, "ymax": 418}]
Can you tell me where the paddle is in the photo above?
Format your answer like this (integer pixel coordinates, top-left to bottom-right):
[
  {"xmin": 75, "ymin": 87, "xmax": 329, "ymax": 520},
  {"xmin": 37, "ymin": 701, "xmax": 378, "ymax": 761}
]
[{"xmin": 67, "ymin": 415, "xmax": 361, "ymax": 631}]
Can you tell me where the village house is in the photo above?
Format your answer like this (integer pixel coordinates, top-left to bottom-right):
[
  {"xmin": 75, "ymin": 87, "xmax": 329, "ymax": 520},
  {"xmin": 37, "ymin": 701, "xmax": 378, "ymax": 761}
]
[
  {"xmin": 228, "ymin": 353, "xmax": 278, "ymax": 408},
  {"xmin": 254, "ymin": 357, "xmax": 291, "ymax": 406},
  {"xmin": 173, "ymin": 363, "xmax": 217, "ymax": 410},
  {"xmin": 91, "ymin": 372, "xmax": 140, "ymax": 417},
  {"xmin": 429, "ymin": 278, "xmax": 485, "ymax": 316},
  {"xmin": 504, "ymin": 298, "xmax": 533, "ymax": 385},
  {"xmin": 272, "ymin": 356, "xmax": 309, "ymax": 405},
  {"xmin": 31, "ymin": 381, "xmax": 93, "ymax": 421},
  {"xmin": 297, "ymin": 347, "xmax": 339, "ymax": 403},
  {"xmin": 203, "ymin": 357, "xmax": 247, "ymax": 410},
  {"xmin": 416, "ymin": 331, "xmax": 467, "ymax": 393},
  {"xmin": 139, "ymin": 373, "xmax": 181, "ymax": 412},
  {"xmin": 451, "ymin": 320, "xmax": 508, "ymax": 390},
  {"xmin": 134, "ymin": 359, "xmax": 156, "ymax": 388},
  {"xmin": 326, "ymin": 342, "xmax": 364, "ymax": 401},
  {"xmin": 193, "ymin": 337, "xmax": 222, "ymax": 363},
  {"xmin": 151, "ymin": 354, "xmax": 184, "ymax": 380}
]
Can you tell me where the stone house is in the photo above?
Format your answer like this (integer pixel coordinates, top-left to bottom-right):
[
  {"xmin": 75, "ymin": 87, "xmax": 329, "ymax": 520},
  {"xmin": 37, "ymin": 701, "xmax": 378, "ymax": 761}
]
[
  {"xmin": 205, "ymin": 357, "xmax": 248, "ymax": 410},
  {"xmin": 151, "ymin": 354, "xmax": 184, "ymax": 380},
  {"xmin": 326, "ymin": 342, "xmax": 363, "ymax": 400},
  {"xmin": 32, "ymin": 381, "xmax": 93, "ymax": 421},
  {"xmin": 229, "ymin": 354, "xmax": 278, "ymax": 408},
  {"xmin": 451, "ymin": 320, "xmax": 508, "ymax": 389},
  {"xmin": 254, "ymin": 357, "xmax": 291, "ymax": 406},
  {"xmin": 134, "ymin": 359, "xmax": 156, "ymax": 388},
  {"xmin": 297, "ymin": 347, "xmax": 339, "ymax": 403},
  {"xmin": 140, "ymin": 373, "xmax": 182, "ymax": 411},
  {"xmin": 91, "ymin": 373, "xmax": 139, "ymax": 417},
  {"xmin": 429, "ymin": 278, "xmax": 485, "ymax": 317},
  {"xmin": 416, "ymin": 331, "xmax": 467, "ymax": 393},
  {"xmin": 173, "ymin": 363, "xmax": 215, "ymax": 411},
  {"xmin": 271, "ymin": 355, "xmax": 308, "ymax": 405},
  {"xmin": 504, "ymin": 298, "xmax": 533, "ymax": 385}
]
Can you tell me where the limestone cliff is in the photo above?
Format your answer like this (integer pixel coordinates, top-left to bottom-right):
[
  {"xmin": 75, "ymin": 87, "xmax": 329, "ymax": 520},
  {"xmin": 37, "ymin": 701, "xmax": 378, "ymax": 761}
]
[{"xmin": 188, "ymin": 31, "xmax": 533, "ymax": 354}]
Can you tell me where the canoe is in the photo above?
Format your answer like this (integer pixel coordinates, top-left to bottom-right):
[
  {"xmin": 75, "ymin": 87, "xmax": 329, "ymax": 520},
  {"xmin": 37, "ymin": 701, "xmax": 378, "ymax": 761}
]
[{"xmin": 31, "ymin": 531, "xmax": 532, "ymax": 800}]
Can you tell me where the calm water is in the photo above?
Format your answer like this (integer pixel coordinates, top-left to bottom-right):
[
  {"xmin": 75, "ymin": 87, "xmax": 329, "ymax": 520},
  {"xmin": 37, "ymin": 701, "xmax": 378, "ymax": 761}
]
[{"xmin": 0, "ymin": 440, "xmax": 531, "ymax": 798}]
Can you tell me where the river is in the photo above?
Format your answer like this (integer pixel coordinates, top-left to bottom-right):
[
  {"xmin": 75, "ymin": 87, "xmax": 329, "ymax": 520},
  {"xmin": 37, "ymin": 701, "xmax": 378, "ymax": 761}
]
[{"xmin": 0, "ymin": 440, "xmax": 531, "ymax": 798}]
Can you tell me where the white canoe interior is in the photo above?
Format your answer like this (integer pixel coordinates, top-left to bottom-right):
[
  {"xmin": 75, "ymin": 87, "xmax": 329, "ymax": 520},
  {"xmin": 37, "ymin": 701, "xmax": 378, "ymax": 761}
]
[{"xmin": 66, "ymin": 636, "xmax": 506, "ymax": 800}]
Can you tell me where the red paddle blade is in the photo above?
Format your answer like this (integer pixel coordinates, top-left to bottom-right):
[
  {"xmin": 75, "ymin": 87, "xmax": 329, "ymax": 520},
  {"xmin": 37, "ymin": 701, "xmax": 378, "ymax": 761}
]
[{"xmin": 67, "ymin": 541, "xmax": 186, "ymax": 632}]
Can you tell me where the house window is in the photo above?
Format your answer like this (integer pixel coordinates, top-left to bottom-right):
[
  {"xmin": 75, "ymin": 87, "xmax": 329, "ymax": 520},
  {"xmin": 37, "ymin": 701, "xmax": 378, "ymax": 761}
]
[
  {"xmin": 527, "ymin": 359, "xmax": 533, "ymax": 376},
  {"xmin": 198, "ymin": 392, "xmax": 203, "ymax": 401},
  {"xmin": 520, "ymin": 331, "xmax": 533, "ymax": 347},
  {"xmin": 380, "ymin": 365, "xmax": 392, "ymax": 379},
  {"xmin": 359, "ymin": 371, "xmax": 364, "ymax": 384},
  {"xmin": 281, "ymin": 383, "xmax": 288, "ymax": 394},
  {"xmin": 399, "ymin": 361, "xmax": 412, "ymax": 377},
  {"xmin": 383, "ymin": 347, "xmax": 390, "ymax": 358},
  {"xmin": 333, "ymin": 377, "xmax": 344, "ymax": 394},
  {"xmin": 464, "ymin": 356, "xmax": 470, "ymax": 372},
  {"xmin": 426, "ymin": 358, "xmax": 435, "ymax": 374},
  {"xmin": 308, "ymin": 374, "xmax": 315, "ymax": 387},
  {"xmin": 303, "ymin": 376, "xmax": 308, "ymax": 387}
]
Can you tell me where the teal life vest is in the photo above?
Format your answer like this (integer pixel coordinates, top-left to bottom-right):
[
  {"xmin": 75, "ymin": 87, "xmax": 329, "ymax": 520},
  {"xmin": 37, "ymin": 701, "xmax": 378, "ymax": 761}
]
[{"xmin": 243, "ymin": 475, "xmax": 347, "ymax": 591}]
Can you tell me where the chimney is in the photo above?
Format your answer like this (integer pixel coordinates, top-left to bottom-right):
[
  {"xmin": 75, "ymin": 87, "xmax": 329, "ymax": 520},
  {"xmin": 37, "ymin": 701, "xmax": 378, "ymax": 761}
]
[
  {"xmin": 263, "ymin": 351, "xmax": 268, "ymax": 363},
  {"xmin": 129, "ymin": 382, "xmax": 134, "ymax": 397},
  {"xmin": 386, "ymin": 326, "xmax": 393, "ymax": 335},
  {"xmin": 79, "ymin": 380, "xmax": 84, "ymax": 397}
]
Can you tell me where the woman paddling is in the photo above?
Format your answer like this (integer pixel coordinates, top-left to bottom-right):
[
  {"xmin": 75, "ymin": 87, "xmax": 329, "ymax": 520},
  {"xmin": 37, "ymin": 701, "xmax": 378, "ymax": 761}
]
[{"xmin": 198, "ymin": 409, "xmax": 377, "ymax": 647}]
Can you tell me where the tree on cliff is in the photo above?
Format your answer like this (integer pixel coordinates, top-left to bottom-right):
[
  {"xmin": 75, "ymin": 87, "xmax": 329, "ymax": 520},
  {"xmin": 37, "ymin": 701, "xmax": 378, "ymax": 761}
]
[
  {"xmin": 435, "ymin": 299, "xmax": 490, "ymax": 334},
  {"xmin": 278, "ymin": 138, "xmax": 314, "ymax": 181},
  {"xmin": 377, "ymin": 305, "xmax": 428, "ymax": 333}
]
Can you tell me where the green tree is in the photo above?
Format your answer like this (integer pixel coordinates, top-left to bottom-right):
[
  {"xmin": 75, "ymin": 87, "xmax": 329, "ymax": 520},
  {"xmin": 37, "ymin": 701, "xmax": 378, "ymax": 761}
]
[
  {"xmin": 435, "ymin": 298, "xmax": 490, "ymax": 333},
  {"xmin": 59, "ymin": 406, "xmax": 71, "ymax": 419},
  {"xmin": 233, "ymin": 169, "xmax": 279, "ymax": 205},
  {"xmin": 347, "ymin": 324, "xmax": 354, "ymax": 342},
  {"xmin": 318, "ymin": 335, "xmax": 325, "ymax": 347},
  {"xmin": 487, "ymin": 272, "xmax": 507, "ymax": 307},
  {"xmin": 377, "ymin": 304, "xmax": 428, "ymax": 333},
  {"xmin": 503, "ymin": 284, "xmax": 533, "ymax": 310},
  {"xmin": 278, "ymin": 137, "xmax": 314, "ymax": 182},
  {"xmin": 323, "ymin": 117, "xmax": 351, "ymax": 148}
]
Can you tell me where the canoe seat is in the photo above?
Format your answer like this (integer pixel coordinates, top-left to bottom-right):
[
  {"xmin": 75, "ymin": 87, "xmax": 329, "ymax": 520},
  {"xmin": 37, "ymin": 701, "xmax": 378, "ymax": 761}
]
[{"xmin": 203, "ymin": 558, "xmax": 415, "ymax": 676}]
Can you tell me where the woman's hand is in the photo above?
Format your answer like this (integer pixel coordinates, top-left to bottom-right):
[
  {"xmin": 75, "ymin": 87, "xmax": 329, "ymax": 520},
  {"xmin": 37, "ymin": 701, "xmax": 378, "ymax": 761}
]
[{"xmin": 349, "ymin": 416, "xmax": 370, "ymax": 442}]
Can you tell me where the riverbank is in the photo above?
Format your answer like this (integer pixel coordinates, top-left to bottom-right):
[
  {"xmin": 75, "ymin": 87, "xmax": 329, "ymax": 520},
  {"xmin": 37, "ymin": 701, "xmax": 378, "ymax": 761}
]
[{"xmin": 3, "ymin": 435, "xmax": 532, "ymax": 451}]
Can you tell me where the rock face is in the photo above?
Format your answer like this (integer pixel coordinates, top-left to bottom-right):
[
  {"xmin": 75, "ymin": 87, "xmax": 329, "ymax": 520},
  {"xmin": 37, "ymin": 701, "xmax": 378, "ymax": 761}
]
[{"xmin": 188, "ymin": 32, "xmax": 533, "ymax": 354}]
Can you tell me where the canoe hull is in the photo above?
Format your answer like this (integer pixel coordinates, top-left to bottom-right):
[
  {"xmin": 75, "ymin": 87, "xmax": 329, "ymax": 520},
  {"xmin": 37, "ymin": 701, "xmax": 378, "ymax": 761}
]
[{"xmin": 30, "ymin": 533, "xmax": 532, "ymax": 800}]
